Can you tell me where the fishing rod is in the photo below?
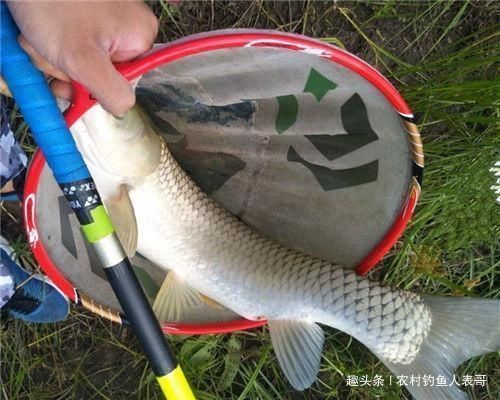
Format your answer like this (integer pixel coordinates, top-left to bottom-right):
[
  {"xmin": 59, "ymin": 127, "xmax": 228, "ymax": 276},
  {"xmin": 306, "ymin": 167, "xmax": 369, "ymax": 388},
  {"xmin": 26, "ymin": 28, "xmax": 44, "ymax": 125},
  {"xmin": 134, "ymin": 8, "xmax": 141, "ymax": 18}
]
[{"xmin": 0, "ymin": 3, "xmax": 195, "ymax": 399}]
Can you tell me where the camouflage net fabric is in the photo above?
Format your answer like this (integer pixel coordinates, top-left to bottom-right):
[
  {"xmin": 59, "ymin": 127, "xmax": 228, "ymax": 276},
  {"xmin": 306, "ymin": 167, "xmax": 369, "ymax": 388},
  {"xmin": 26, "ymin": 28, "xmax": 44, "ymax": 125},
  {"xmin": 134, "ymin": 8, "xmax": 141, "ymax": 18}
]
[
  {"xmin": 137, "ymin": 46, "xmax": 412, "ymax": 267},
  {"xmin": 31, "ymin": 40, "xmax": 413, "ymax": 321}
]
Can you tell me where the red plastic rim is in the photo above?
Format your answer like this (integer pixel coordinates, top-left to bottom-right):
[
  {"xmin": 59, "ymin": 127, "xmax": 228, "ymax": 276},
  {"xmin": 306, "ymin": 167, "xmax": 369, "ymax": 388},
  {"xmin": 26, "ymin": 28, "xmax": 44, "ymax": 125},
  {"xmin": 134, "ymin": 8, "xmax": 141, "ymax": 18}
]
[{"xmin": 24, "ymin": 30, "xmax": 421, "ymax": 335}]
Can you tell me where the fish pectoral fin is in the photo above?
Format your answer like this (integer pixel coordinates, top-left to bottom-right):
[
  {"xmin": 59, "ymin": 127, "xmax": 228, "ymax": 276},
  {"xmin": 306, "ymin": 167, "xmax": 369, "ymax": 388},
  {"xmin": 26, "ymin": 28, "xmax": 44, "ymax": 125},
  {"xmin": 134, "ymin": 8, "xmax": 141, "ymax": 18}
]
[
  {"xmin": 104, "ymin": 185, "xmax": 138, "ymax": 257},
  {"xmin": 268, "ymin": 319, "xmax": 325, "ymax": 390},
  {"xmin": 152, "ymin": 271, "xmax": 203, "ymax": 322},
  {"xmin": 199, "ymin": 294, "xmax": 225, "ymax": 310}
]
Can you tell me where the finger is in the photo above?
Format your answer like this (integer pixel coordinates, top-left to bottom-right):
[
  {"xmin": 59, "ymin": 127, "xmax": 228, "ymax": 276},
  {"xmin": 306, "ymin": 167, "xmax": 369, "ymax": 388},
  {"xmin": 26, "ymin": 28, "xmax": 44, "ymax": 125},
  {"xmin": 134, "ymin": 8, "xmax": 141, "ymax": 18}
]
[
  {"xmin": 68, "ymin": 47, "xmax": 135, "ymax": 116},
  {"xmin": 110, "ymin": 28, "xmax": 157, "ymax": 63},
  {"xmin": 110, "ymin": 48, "xmax": 150, "ymax": 63},
  {"xmin": 18, "ymin": 35, "xmax": 70, "ymax": 82},
  {"xmin": 50, "ymin": 79, "xmax": 72, "ymax": 101},
  {"xmin": 110, "ymin": 31, "xmax": 158, "ymax": 63},
  {"xmin": 110, "ymin": 4, "xmax": 158, "ymax": 63},
  {"xmin": 0, "ymin": 74, "xmax": 12, "ymax": 97}
]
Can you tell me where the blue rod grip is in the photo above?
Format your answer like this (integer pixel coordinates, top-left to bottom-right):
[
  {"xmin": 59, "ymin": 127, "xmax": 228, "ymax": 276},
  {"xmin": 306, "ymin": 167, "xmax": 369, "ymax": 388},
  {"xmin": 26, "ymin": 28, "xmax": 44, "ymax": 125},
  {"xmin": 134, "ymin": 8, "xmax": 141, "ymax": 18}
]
[{"xmin": 0, "ymin": 2, "xmax": 90, "ymax": 184}]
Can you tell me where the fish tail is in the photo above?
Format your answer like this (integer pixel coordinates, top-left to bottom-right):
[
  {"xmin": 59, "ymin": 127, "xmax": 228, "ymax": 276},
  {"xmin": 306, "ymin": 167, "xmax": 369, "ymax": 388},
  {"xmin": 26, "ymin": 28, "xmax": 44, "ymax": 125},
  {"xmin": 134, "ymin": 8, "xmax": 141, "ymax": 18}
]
[{"xmin": 381, "ymin": 295, "xmax": 499, "ymax": 400}]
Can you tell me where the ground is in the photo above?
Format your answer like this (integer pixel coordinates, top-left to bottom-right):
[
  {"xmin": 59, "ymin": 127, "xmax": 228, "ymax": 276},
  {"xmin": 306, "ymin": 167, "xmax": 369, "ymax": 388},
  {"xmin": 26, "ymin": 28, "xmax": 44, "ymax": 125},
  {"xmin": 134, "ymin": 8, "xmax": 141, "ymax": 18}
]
[{"xmin": 1, "ymin": 1, "xmax": 499, "ymax": 399}]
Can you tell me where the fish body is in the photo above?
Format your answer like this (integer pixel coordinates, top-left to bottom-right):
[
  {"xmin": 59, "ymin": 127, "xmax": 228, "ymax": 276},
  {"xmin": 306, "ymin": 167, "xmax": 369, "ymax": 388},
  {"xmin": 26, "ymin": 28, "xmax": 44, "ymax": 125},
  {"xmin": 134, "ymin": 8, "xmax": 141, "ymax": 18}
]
[
  {"xmin": 71, "ymin": 105, "xmax": 499, "ymax": 400},
  {"xmin": 132, "ymin": 141, "xmax": 431, "ymax": 364}
]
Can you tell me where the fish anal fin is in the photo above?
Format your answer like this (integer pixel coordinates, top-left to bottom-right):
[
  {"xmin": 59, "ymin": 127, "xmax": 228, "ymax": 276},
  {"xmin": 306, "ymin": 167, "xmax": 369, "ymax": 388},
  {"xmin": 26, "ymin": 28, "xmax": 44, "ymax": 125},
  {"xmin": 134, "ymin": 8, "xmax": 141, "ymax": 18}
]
[
  {"xmin": 104, "ymin": 185, "xmax": 138, "ymax": 257},
  {"xmin": 269, "ymin": 320, "xmax": 325, "ymax": 390}
]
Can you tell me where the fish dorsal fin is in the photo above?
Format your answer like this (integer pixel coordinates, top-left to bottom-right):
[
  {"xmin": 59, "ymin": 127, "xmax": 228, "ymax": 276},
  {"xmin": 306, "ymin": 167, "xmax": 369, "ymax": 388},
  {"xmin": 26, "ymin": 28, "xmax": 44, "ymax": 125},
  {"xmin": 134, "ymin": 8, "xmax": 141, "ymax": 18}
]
[
  {"xmin": 104, "ymin": 185, "xmax": 138, "ymax": 257},
  {"xmin": 268, "ymin": 320, "xmax": 325, "ymax": 390},
  {"xmin": 153, "ymin": 272, "xmax": 203, "ymax": 322}
]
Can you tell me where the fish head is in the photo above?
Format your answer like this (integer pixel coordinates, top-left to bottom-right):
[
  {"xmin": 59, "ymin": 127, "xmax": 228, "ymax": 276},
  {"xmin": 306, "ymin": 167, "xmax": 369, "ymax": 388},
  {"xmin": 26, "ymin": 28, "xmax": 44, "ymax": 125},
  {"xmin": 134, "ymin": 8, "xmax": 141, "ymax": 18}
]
[{"xmin": 70, "ymin": 104, "xmax": 161, "ymax": 197}]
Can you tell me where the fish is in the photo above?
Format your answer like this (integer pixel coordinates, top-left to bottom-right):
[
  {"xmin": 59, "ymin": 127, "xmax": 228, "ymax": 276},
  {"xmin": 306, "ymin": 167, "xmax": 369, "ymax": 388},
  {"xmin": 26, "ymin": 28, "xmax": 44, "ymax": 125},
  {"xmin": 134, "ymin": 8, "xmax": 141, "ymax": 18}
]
[{"xmin": 70, "ymin": 104, "xmax": 500, "ymax": 400}]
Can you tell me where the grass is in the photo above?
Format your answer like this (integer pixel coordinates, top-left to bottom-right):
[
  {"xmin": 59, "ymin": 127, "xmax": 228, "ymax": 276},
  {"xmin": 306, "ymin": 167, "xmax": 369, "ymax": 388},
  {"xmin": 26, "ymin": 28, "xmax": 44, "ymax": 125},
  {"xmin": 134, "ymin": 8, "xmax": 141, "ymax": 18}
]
[{"xmin": 1, "ymin": 1, "xmax": 499, "ymax": 399}]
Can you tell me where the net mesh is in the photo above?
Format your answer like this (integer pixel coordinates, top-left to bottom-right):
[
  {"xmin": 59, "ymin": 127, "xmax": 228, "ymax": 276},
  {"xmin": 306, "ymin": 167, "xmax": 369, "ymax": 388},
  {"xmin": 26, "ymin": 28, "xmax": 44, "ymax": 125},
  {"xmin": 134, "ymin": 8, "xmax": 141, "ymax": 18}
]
[{"xmin": 34, "ymin": 44, "xmax": 412, "ymax": 317}]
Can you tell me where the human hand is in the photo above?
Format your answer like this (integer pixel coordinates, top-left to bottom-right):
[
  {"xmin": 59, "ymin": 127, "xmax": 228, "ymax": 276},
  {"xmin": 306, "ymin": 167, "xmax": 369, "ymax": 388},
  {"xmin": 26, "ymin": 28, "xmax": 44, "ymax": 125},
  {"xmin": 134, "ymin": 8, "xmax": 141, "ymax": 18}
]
[{"xmin": 6, "ymin": 1, "xmax": 158, "ymax": 116}]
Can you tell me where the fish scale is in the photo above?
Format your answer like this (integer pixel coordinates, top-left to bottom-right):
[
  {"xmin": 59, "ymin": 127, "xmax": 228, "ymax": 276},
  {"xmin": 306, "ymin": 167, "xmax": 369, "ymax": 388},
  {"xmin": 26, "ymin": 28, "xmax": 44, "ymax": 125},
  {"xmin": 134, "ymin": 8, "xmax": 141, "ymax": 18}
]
[
  {"xmin": 132, "ymin": 141, "xmax": 432, "ymax": 364},
  {"xmin": 77, "ymin": 105, "xmax": 499, "ymax": 398}
]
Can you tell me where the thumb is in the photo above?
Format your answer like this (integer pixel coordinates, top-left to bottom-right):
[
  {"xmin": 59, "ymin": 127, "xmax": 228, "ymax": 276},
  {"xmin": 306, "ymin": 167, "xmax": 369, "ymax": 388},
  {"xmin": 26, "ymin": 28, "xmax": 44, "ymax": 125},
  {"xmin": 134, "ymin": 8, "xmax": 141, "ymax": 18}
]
[{"xmin": 69, "ymin": 47, "xmax": 135, "ymax": 116}]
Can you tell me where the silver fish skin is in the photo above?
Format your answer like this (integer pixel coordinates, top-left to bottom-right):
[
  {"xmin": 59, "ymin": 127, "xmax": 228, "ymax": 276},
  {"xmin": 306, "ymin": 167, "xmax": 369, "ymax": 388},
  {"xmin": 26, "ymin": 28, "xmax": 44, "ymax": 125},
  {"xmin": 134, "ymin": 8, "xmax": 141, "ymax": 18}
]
[
  {"xmin": 134, "ymin": 142, "xmax": 431, "ymax": 364},
  {"xmin": 72, "ymin": 105, "xmax": 500, "ymax": 400}
]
